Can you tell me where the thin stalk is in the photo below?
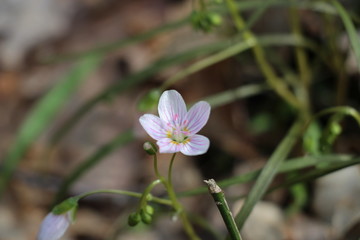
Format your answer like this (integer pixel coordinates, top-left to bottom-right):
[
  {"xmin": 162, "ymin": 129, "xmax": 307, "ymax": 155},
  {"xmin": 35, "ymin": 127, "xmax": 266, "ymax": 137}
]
[
  {"xmin": 76, "ymin": 189, "xmax": 172, "ymax": 206},
  {"xmin": 163, "ymin": 153, "xmax": 200, "ymax": 240},
  {"xmin": 323, "ymin": 11, "xmax": 347, "ymax": 105},
  {"xmin": 289, "ymin": 6, "xmax": 311, "ymax": 116},
  {"xmin": 205, "ymin": 179, "xmax": 242, "ymax": 240},
  {"xmin": 225, "ymin": 0, "xmax": 300, "ymax": 109},
  {"xmin": 138, "ymin": 179, "xmax": 162, "ymax": 210},
  {"xmin": 168, "ymin": 153, "xmax": 177, "ymax": 185},
  {"xmin": 153, "ymin": 153, "xmax": 162, "ymax": 179},
  {"xmin": 164, "ymin": 179, "xmax": 200, "ymax": 240}
]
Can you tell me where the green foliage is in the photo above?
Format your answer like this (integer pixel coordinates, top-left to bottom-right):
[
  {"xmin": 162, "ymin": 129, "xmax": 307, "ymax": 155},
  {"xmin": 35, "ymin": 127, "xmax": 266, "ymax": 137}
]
[
  {"xmin": 3, "ymin": 0, "xmax": 360, "ymax": 238},
  {"xmin": 0, "ymin": 55, "xmax": 102, "ymax": 196}
]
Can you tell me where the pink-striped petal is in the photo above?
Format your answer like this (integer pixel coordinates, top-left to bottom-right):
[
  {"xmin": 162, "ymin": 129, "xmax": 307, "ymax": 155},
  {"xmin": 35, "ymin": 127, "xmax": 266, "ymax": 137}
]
[
  {"xmin": 180, "ymin": 134, "xmax": 209, "ymax": 156},
  {"xmin": 158, "ymin": 90, "xmax": 187, "ymax": 126},
  {"xmin": 157, "ymin": 138, "xmax": 182, "ymax": 153},
  {"xmin": 185, "ymin": 101, "xmax": 210, "ymax": 134},
  {"xmin": 139, "ymin": 114, "xmax": 167, "ymax": 140}
]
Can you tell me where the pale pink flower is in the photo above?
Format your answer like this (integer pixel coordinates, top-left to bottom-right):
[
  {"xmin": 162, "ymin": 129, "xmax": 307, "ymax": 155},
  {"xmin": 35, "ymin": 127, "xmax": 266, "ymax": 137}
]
[
  {"xmin": 139, "ymin": 90, "xmax": 210, "ymax": 156},
  {"xmin": 37, "ymin": 212, "xmax": 71, "ymax": 240}
]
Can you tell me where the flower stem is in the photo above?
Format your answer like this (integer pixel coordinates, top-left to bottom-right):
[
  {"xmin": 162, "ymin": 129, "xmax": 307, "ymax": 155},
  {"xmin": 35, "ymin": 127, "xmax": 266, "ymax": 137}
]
[
  {"xmin": 138, "ymin": 179, "xmax": 162, "ymax": 210},
  {"xmin": 225, "ymin": 0, "xmax": 300, "ymax": 109},
  {"xmin": 153, "ymin": 153, "xmax": 162, "ymax": 179},
  {"xmin": 75, "ymin": 189, "xmax": 172, "ymax": 206},
  {"xmin": 163, "ymin": 153, "xmax": 200, "ymax": 240},
  {"xmin": 168, "ymin": 153, "xmax": 177, "ymax": 185},
  {"xmin": 164, "ymin": 179, "xmax": 201, "ymax": 240}
]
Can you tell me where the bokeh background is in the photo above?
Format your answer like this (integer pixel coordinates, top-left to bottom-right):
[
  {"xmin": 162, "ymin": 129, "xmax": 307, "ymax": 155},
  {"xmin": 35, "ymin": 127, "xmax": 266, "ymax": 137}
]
[{"xmin": 0, "ymin": 0, "xmax": 359, "ymax": 239}]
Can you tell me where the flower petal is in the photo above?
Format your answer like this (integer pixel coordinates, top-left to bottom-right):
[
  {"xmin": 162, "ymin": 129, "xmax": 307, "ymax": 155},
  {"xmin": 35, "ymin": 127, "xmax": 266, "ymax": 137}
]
[
  {"xmin": 157, "ymin": 138, "xmax": 182, "ymax": 153},
  {"xmin": 185, "ymin": 101, "xmax": 210, "ymax": 134},
  {"xmin": 158, "ymin": 90, "xmax": 187, "ymax": 126},
  {"xmin": 139, "ymin": 114, "xmax": 167, "ymax": 140},
  {"xmin": 38, "ymin": 213, "xmax": 70, "ymax": 240},
  {"xmin": 180, "ymin": 134, "xmax": 209, "ymax": 156}
]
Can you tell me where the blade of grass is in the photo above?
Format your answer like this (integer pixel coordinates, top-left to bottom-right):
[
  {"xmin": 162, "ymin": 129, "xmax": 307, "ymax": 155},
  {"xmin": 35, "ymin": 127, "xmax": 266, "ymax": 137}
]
[
  {"xmin": 0, "ymin": 55, "xmax": 102, "ymax": 196},
  {"xmin": 233, "ymin": 119, "xmax": 305, "ymax": 229},
  {"xmin": 268, "ymin": 156, "xmax": 360, "ymax": 193},
  {"xmin": 331, "ymin": 0, "xmax": 360, "ymax": 71},
  {"xmin": 54, "ymin": 129, "xmax": 134, "ymax": 204},
  {"xmin": 179, "ymin": 154, "xmax": 354, "ymax": 197}
]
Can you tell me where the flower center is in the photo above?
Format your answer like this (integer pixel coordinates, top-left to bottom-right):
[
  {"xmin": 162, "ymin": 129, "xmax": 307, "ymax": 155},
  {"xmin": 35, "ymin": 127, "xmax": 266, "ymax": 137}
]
[{"xmin": 168, "ymin": 128, "xmax": 189, "ymax": 143}]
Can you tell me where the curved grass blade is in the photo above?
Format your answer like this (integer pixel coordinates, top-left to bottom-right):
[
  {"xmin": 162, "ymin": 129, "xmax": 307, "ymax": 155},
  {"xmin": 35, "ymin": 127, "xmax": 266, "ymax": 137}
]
[
  {"xmin": 0, "ymin": 55, "xmax": 102, "ymax": 196},
  {"xmin": 331, "ymin": 0, "xmax": 360, "ymax": 72},
  {"xmin": 54, "ymin": 129, "xmax": 134, "ymax": 204}
]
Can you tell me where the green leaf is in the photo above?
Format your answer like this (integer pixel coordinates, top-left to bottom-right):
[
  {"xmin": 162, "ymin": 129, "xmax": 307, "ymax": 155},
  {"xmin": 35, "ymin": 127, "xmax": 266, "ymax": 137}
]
[
  {"xmin": 234, "ymin": 119, "xmax": 305, "ymax": 229},
  {"xmin": 0, "ymin": 55, "xmax": 101, "ymax": 196}
]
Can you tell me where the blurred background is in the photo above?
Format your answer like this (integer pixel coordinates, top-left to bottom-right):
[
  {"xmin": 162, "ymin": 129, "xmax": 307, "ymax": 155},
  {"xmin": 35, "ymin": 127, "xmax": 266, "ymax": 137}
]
[{"xmin": 0, "ymin": 0, "xmax": 359, "ymax": 239}]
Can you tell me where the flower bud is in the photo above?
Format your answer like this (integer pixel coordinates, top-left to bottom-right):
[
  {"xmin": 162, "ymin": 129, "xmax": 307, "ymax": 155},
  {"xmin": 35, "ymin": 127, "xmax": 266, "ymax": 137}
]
[
  {"xmin": 37, "ymin": 212, "xmax": 71, "ymax": 240},
  {"xmin": 143, "ymin": 142, "xmax": 158, "ymax": 155},
  {"xmin": 128, "ymin": 212, "xmax": 141, "ymax": 227},
  {"xmin": 140, "ymin": 209, "xmax": 153, "ymax": 224},
  {"xmin": 208, "ymin": 13, "xmax": 222, "ymax": 26},
  {"xmin": 145, "ymin": 205, "xmax": 155, "ymax": 215}
]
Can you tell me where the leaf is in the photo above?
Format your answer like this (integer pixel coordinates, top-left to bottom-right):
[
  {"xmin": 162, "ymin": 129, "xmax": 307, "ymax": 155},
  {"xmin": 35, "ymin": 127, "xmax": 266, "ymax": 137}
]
[{"xmin": 0, "ymin": 55, "xmax": 102, "ymax": 196}]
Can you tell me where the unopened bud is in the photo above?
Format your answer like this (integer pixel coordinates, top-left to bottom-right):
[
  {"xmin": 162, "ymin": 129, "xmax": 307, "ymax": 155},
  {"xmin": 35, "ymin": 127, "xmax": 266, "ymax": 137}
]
[
  {"xmin": 140, "ymin": 210, "xmax": 153, "ymax": 224},
  {"xmin": 143, "ymin": 142, "xmax": 158, "ymax": 155},
  {"xmin": 145, "ymin": 205, "xmax": 155, "ymax": 215},
  {"xmin": 128, "ymin": 212, "xmax": 141, "ymax": 227}
]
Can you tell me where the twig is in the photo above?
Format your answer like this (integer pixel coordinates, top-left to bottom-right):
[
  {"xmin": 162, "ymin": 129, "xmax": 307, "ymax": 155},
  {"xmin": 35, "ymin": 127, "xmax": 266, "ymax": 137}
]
[{"xmin": 204, "ymin": 179, "xmax": 243, "ymax": 240}]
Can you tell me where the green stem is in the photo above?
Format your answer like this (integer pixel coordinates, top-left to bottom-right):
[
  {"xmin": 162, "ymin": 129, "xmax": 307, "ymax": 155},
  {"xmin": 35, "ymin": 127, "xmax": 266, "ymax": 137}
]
[
  {"xmin": 75, "ymin": 189, "xmax": 172, "ymax": 206},
  {"xmin": 205, "ymin": 179, "xmax": 242, "ymax": 240},
  {"xmin": 168, "ymin": 153, "xmax": 177, "ymax": 185},
  {"xmin": 164, "ymin": 179, "xmax": 201, "ymax": 240},
  {"xmin": 138, "ymin": 179, "xmax": 162, "ymax": 210},
  {"xmin": 162, "ymin": 153, "xmax": 200, "ymax": 240},
  {"xmin": 289, "ymin": 6, "xmax": 311, "ymax": 116},
  {"xmin": 153, "ymin": 153, "xmax": 162, "ymax": 179},
  {"xmin": 225, "ymin": 0, "xmax": 300, "ymax": 109}
]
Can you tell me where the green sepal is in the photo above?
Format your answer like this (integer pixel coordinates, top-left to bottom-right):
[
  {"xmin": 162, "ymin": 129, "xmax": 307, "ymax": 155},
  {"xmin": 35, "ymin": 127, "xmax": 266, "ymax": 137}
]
[
  {"xmin": 52, "ymin": 197, "xmax": 79, "ymax": 216},
  {"xmin": 143, "ymin": 142, "xmax": 158, "ymax": 155}
]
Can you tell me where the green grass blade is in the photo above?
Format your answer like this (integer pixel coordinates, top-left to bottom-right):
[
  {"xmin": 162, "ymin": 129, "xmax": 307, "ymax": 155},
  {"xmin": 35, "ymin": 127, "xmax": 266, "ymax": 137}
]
[
  {"xmin": 331, "ymin": 0, "xmax": 360, "ymax": 71},
  {"xmin": 179, "ymin": 154, "xmax": 353, "ymax": 197},
  {"xmin": 233, "ymin": 119, "xmax": 304, "ymax": 229},
  {"xmin": 269, "ymin": 156, "xmax": 360, "ymax": 192},
  {"xmin": 0, "ymin": 55, "xmax": 102, "ymax": 196},
  {"xmin": 54, "ymin": 129, "xmax": 134, "ymax": 204},
  {"xmin": 42, "ymin": 17, "xmax": 190, "ymax": 64}
]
